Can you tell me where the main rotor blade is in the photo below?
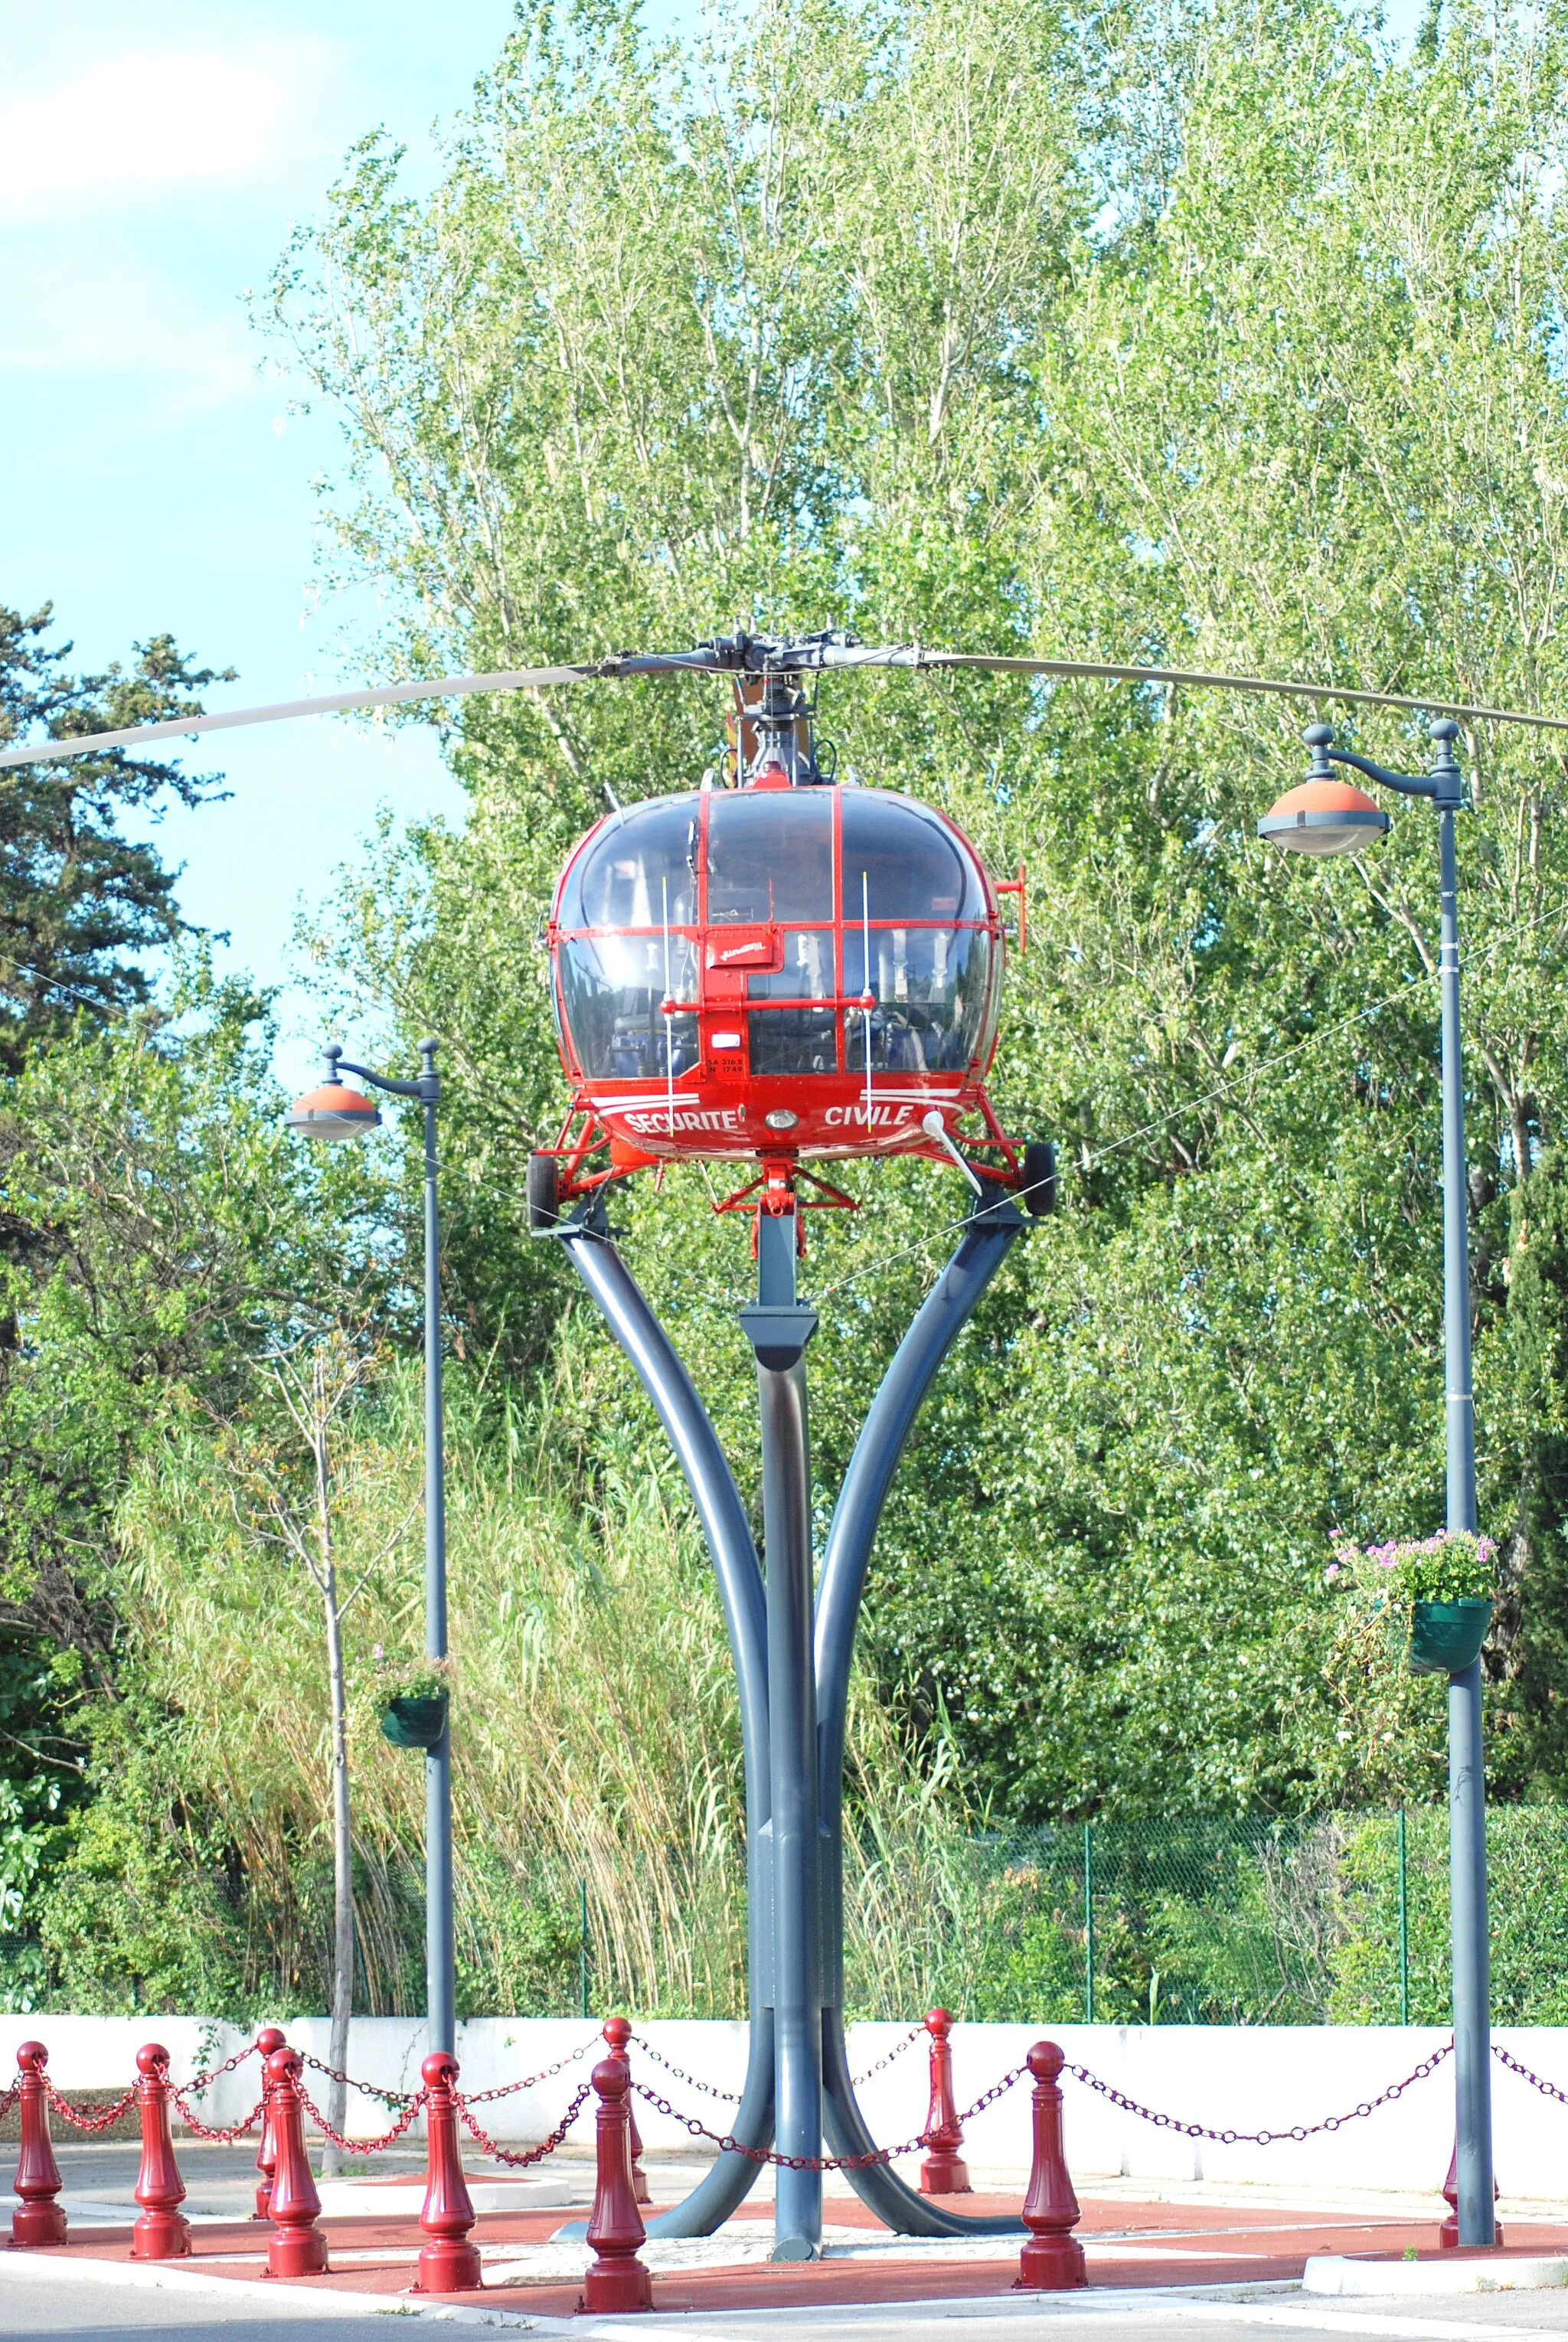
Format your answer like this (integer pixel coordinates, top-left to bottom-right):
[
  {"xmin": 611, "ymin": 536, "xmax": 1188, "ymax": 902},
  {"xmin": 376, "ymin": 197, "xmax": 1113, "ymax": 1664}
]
[
  {"xmin": 0, "ymin": 651, "xmax": 722, "ymax": 773},
  {"xmin": 5, "ymin": 635, "xmax": 1565, "ymax": 771},
  {"xmin": 819, "ymin": 643, "xmax": 1568, "ymax": 737}
]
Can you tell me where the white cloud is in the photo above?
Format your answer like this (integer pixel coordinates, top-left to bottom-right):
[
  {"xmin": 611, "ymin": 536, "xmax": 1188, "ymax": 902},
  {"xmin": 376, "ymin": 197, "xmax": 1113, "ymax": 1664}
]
[{"xmin": 0, "ymin": 38, "xmax": 338, "ymax": 221}]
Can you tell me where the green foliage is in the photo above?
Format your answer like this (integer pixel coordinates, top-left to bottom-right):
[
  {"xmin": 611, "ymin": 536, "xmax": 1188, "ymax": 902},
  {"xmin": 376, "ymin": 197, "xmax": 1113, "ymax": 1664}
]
[
  {"xmin": 32, "ymin": 1697, "xmax": 252, "ymax": 2017},
  {"xmin": 0, "ymin": 603, "xmax": 234, "ymax": 1070},
  {"xmin": 1331, "ymin": 1807, "xmax": 1568, "ymax": 2025},
  {"xmin": 261, "ymin": 0, "xmax": 1568, "ymax": 1834},
  {"xmin": 0, "ymin": 976, "xmax": 392, "ymax": 1636},
  {"xmin": 24, "ymin": 0, "xmax": 1568, "ymax": 2014}
]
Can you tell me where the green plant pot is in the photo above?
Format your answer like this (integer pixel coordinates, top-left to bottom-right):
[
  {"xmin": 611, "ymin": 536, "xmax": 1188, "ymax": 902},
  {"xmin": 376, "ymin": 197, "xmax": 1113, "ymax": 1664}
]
[
  {"xmin": 381, "ymin": 1694, "xmax": 448, "ymax": 1750},
  {"xmin": 1407, "ymin": 1599, "xmax": 1493, "ymax": 1677}
]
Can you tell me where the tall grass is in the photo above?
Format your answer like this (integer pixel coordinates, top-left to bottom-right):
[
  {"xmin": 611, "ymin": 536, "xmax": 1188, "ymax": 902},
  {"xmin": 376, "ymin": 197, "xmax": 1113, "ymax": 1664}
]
[{"xmin": 113, "ymin": 1354, "xmax": 985, "ymax": 2019}]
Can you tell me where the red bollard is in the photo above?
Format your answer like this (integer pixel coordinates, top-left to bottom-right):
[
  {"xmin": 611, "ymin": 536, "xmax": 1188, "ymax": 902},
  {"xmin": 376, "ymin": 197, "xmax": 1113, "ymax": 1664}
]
[
  {"xmin": 414, "ymin": 2051, "xmax": 482, "ymax": 2294},
  {"xmin": 603, "ymin": 2018, "xmax": 651, "ymax": 2205},
  {"xmin": 1014, "ymin": 2040, "xmax": 1086, "ymax": 2291},
  {"xmin": 252, "ymin": 2025, "xmax": 287, "ymax": 2219},
  {"xmin": 263, "ymin": 2046, "xmax": 329, "ymax": 2278},
  {"xmin": 919, "ymin": 2008, "xmax": 972, "ymax": 2195},
  {"xmin": 10, "ymin": 2040, "xmax": 66, "ymax": 2248},
  {"xmin": 132, "ymin": 2044, "xmax": 191, "ymax": 2260},
  {"xmin": 580, "ymin": 2050, "xmax": 652, "ymax": 2314},
  {"xmin": 1439, "ymin": 2135, "xmax": 1503, "ymax": 2249}
]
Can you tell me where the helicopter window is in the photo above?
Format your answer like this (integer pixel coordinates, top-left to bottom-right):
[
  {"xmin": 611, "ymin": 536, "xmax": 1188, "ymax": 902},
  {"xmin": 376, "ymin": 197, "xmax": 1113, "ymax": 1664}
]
[
  {"xmin": 745, "ymin": 930, "xmax": 835, "ymax": 1002},
  {"xmin": 706, "ymin": 792, "xmax": 833, "ymax": 924},
  {"xmin": 748, "ymin": 1007, "xmax": 839, "ymax": 1077},
  {"xmin": 560, "ymin": 798, "xmax": 698, "ymax": 930},
  {"xmin": 842, "ymin": 926, "xmax": 993, "ymax": 1073},
  {"xmin": 838, "ymin": 793, "xmax": 985, "ymax": 923},
  {"xmin": 557, "ymin": 934, "xmax": 700, "ymax": 1081}
]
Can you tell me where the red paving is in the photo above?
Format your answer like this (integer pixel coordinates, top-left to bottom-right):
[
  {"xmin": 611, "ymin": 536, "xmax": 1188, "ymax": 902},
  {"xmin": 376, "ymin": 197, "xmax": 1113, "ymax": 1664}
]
[{"xmin": 22, "ymin": 2193, "xmax": 1568, "ymax": 2317}]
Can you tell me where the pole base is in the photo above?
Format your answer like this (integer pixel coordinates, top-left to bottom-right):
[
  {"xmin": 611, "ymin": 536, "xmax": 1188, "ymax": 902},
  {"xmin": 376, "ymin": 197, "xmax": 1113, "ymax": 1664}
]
[
  {"xmin": 1016, "ymin": 2235, "xmax": 1087, "ymax": 2290},
  {"xmin": 772, "ymin": 2235, "xmax": 822, "ymax": 2262},
  {"xmin": 582, "ymin": 2255, "xmax": 653, "ymax": 2311},
  {"xmin": 11, "ymin": 2203, "xmax": 67, "ymax": 2249},
  {"xmin": 920, "ymin": 2153, "xmax": 972, "ymax": 2195},
  {"xmin": 1440, "ymin": 2216, "xmax": 1504, "ymax": 2250},
  {"xmin": 268, "ymin": 2230, "xmax": 330, "ymax": 2278},
  {"xmin": 416, "ymin": 2241, "xmax": 484, "ymax": 2292},
  {"xmin": 132, "ymin": 2213, "xmax": 191, "ymax": 2259}
]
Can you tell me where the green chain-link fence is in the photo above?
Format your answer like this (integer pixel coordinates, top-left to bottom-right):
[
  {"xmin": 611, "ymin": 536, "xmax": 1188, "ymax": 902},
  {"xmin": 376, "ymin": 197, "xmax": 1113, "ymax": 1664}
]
[
  {"xmin": 430, "ymin": 1806, "xmax": 1568, "ymax": 2021},
  {"xmin": 852, "ymin": 1808, "xmax": 1568, "ymax": 2027}
]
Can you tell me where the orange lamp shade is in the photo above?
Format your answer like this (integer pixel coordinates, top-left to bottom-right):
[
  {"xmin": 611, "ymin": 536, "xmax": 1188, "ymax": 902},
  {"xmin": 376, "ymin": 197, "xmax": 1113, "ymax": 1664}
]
[
  {"xmin": 285, "ymin": 1082, "xmax": 382, "ymax": 1141},
  {"xmin": 1258, "ymin": 779, "xmax": 1390, "ymax": 857}
]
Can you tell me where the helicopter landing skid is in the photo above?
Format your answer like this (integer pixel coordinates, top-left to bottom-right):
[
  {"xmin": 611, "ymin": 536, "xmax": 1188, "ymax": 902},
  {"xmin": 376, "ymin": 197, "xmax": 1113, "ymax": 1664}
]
[{"xmin": 555, "ymin": 1183, "xmax": 1030, "ymax": 2250}]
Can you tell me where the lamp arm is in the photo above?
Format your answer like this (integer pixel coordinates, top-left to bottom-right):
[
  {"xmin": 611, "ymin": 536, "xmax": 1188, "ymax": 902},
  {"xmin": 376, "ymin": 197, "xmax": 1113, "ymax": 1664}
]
[
  {"xmin": 1323, "ymin": 746, "xmax": 1435, "ymax": 800},
  {"xmin": 334, "ymin": 1059, "xmax": 431, "ymax": 1102}
]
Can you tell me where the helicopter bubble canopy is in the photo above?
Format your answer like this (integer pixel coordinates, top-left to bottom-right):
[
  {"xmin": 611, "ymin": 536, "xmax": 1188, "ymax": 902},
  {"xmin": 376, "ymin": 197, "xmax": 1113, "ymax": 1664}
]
[{"xmin": 548, "ymin": 781, "xmax": 1004, "ymax": 1169}]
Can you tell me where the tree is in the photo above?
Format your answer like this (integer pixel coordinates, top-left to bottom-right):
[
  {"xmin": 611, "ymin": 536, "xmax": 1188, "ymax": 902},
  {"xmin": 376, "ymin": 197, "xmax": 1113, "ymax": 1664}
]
[
  {"xmin": 263, "ymin": 0, "xmax": 1568, "ymax": 1822},
  {"xmin": 0, "ymin": 603, "xmax": 235, "ymax": 1072},
  {"xmin": 218, "ymin": 1337, "xmax": 413, "ymax": 2164}
]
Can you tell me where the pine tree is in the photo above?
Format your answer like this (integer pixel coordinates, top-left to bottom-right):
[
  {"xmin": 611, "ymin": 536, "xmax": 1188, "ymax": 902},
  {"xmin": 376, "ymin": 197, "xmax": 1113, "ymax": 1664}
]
[{"xmin": 0, "ymin": 603, "xmax": 234, "ymax": 1071}]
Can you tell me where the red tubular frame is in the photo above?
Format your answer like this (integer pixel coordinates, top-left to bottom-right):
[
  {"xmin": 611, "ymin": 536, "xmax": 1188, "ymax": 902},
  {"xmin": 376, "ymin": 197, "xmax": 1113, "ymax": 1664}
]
[{"xmin": 537, "ymin": 785, "xmax": 1032, "ymax": 1216}]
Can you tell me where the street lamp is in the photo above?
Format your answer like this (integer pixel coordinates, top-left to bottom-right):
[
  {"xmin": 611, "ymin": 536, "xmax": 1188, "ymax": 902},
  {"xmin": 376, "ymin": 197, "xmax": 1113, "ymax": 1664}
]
[
  {"xmin": 1260, "ymin": 721, "xmax": 1494, "ymax": 2249},
  {"xmin": 286, "ymin": 1037, "xmax": 455, "ymax": 2057}
]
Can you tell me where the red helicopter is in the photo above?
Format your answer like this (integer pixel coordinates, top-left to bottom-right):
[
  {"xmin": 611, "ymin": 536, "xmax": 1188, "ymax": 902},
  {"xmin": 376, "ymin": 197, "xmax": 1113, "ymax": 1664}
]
[{"xmin": 526, "ymin": 635, "xmax": 1056, "ymax": 1236}]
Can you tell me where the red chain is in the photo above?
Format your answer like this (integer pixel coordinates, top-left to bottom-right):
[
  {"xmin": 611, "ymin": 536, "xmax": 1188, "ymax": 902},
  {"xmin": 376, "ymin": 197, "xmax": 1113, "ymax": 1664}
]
[
  {"xmin": 170, "ymin": 2090, "xmax": 267, "ymax": 2144},
  {"xmin": 461, "ymin": 2037, "xmax": 602, "ymax": 2105},
  {"xmin": 183, "ymin": 2040, "xmax": 260, "ymax": 2095},
  {"xmin": 42, "ymin": 2079, "xmax": 137, "ymax": 2133},
  {"xmin": 298, "ymin": 2051, "xmax": 417, "ymax": 2110},
  {"xmin": 295, "ymin": 2083, "xmax": 430, "ymax": 2155},
  {"xmin": 629, "ymin": 2037, "xmax": 741, "ymax": 2105},
  {"xmin": 851, "ymin": 2026, "xmax": 927, "ymax": 2089},
  {"xmin": 454, "ymin": 2081, "xmax": 593, "ymax": 2165},
  {"xmin": 630, "ymin": 2063, "xmax": 1028, "ymax": 2171},
  {"xmin": 1493, "ymin": 2043, "xmax": 1568, "ymax": 2103},
  {"xmin": 629, "ymin": 2024, "xmax": 924, "ymax": 2107},
  {"xmin": 1065, "ymin": 2042, "xmax": 1452, "ymax": 2146}
]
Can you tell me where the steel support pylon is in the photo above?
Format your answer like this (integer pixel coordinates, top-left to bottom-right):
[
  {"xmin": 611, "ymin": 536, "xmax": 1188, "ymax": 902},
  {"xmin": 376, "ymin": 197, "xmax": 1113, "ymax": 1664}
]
[{"xmin": 560, "ymin": 1182, "xmax": 1030, "ymax": 2249}]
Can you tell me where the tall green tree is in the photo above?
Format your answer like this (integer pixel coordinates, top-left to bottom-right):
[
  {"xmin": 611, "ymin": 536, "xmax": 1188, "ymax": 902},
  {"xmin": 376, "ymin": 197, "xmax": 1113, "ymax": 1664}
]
[
  {"xmin": 0, "ymin": 604, "xmax": 235, "ymax": 1071},
  {"xmin": 260, "ymin": 0, "xmax": 1568, "ymax": 1822}
]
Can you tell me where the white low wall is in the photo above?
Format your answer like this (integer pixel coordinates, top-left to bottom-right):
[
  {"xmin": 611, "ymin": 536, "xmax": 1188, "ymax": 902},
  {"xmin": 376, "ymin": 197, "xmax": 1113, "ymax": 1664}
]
[{"xmin": 3, "ymin": 2015, "xmax": 1563, "ymax": 2198}]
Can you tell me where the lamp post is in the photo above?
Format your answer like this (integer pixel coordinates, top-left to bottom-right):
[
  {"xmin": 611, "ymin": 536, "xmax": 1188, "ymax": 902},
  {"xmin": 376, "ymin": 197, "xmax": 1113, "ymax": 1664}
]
[
  {"xmin": 1259, "ymin": 721, "xmax": 1493, "ymax": 2247},
  {"xmin": 286, "ymin": 1037, "xmax": 455, "ymax": 2056}
]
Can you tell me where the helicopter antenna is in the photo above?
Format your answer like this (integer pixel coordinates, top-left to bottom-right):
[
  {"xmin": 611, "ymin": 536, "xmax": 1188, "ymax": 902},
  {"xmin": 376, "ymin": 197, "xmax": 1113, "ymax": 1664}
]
[
  {"xmin": 661, "ymin": 876, "xmax": 675, "ymax": 1138},
  {"xmin": 861, "ymin": 871, "xmax": 874, "ymax": 1133}
]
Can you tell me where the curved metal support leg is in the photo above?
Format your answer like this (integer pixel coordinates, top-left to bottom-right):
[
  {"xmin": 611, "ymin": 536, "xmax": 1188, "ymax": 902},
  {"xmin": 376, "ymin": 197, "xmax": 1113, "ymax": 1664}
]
[
  {"xmin": 561, "ymin": 1217, "xmax": 774, "ymax": 2233},
  {"xmin": 815, "ymin": 1192, "xmax": 1029, "ymax": 2236},
  {"xmin": 822, "ymin": 2014, "xmax": 1021, "ymax": 2235}
]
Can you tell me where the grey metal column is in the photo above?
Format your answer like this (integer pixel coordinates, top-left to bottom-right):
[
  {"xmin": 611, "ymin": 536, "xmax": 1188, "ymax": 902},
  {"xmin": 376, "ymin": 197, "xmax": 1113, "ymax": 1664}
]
[
  {"xmin": 1280, "ymin": 724, "xmax": 1494, "ymax": 2247},
  {"xmin": 741, "ymin": 1204, "xmax": 822, "ymax": 2259},
  {"xmin": 815, "ymin": 1191, "xmax": 1028, "ymax": 2236},
  {"xmin": 420, "ymin": 1040, "xmax": 456, "ymax": 2056},
  {"xmin": 1434, "ymin": 723, "xmax": 1494, "ymax": 2249},
  {"xmin": 561, "ymin": 1213, "xmax": 775, "ymax": 2235}
]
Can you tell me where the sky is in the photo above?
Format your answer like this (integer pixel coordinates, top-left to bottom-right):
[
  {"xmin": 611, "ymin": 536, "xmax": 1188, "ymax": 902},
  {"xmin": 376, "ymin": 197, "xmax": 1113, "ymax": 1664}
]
[{"xmin": 0, "ymin": 1, "xmax": 524, "ymax": 1086}]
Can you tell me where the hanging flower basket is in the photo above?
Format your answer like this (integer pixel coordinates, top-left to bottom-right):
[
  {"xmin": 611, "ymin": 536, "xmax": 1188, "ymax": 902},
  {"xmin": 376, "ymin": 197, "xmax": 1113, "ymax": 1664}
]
[
  {"xmin": 1327, "ymin": 1532, "xmax": 1497, "ymax": 1679},
  {"xmin": 1407, "ymin": 1599, "xmax": 1494, "ymax": 1678},
  {"xmin": 381, "ymin": 1692, "xmax": 449, "ymax": 1750}
]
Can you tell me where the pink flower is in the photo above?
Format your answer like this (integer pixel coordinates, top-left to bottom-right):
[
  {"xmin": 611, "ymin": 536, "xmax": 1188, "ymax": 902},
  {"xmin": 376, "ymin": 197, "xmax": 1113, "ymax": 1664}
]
[{"xmin": 1325, "ymin": 1563, "xmax": 1341, "ymax": 1583}]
